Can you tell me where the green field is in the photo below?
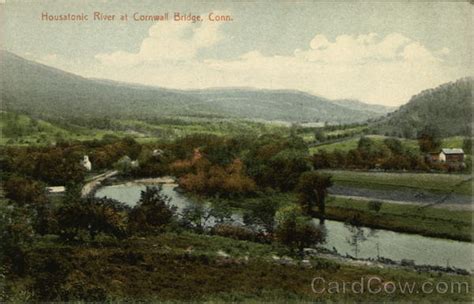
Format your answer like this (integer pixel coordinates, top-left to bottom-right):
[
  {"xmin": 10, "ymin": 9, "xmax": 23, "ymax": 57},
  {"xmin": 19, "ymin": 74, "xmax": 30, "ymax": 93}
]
[
  {"xmin": 321, "ymin": 170, "xmax": 472, "ymax": 196},
  {"xmin": 0, "ymin": 112, "xmax": 132, "ymax": 145},
  {"xmin": 0, "ymin": 112, "xmax": 290, "ymax": 146},
  {"xmin": 325, "ymin": 196, "xmax": 473, "ymax": 241},
  {"xmin": 309, "ymin": 135, "xmax": 468, "ymax": 154}
]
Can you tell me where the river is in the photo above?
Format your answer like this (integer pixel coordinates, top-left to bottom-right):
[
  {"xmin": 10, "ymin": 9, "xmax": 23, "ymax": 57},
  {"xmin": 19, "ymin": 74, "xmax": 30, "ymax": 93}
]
[{"xmin": 95, "ymin": 182, "xmax": 474, "ymax": 272}]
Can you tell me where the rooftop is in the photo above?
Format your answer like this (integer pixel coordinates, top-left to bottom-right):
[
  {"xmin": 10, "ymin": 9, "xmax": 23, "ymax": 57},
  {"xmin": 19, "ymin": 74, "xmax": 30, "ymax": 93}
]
[{"xmin": 441, "ymin": 148, "xmax": 464, "ymax": 155}]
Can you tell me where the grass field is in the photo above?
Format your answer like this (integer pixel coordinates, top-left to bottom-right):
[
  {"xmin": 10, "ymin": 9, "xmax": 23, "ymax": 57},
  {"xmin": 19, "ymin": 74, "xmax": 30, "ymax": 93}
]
[
  {"xmin": 299, "ymin": 126, "xmax": 367, "ymax": 144},
  {"xmin": 215, "ymin": 189, "xmax": 472, "ymax": 242},
  {"xmin": 309, "ymin": 135, "xmax": 468, "ymax": 154},
  {"xmin": 0, "ymin": 112, "xmax": 133, "ymax": 145},
  {"xmin": 5, "ymin": 232, "xmax": 472, "ymax": 302},
  {"xmin": 321, "ymin": 170, "xmax": 472, "ymax": 196},
  {"xmin": 325, "ymin": 196, "xmax": 473, "ymax": 242},
  {"xmin": 0, "ymin": 112, "xmax": 290, "ymax": 146}
]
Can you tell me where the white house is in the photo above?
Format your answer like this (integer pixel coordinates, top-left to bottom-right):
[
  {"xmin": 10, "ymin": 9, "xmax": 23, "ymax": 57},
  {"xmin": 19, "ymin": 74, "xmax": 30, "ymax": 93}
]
[{"xmin": 81, "ymin": 155, "xmax": 92, "ymax": 171}]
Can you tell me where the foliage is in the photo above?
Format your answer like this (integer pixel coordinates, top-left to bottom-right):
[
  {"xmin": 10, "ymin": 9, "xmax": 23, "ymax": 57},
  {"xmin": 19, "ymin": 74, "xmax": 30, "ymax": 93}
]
[
  {"xmin": 372, "ymin": 78, "xmax": 472, "ymax": 138},
  {"xmin": 180, "ymin": 204, "xmax": 210, "ymax": 232},
  {"xmin": 2, "ymin": 145, "xmax": 86, "ymax": 185},
  {"xmin": 56, "ymin": 197, "xmax": 129, "ymax": 241},
  {"xmin": 4, "ymin": 175, "xmax": 48, "ymax": 206},
  {"xmin": 311, "ymin": 135, "xmax": 450, "ymax": 172},
  {"xmin": 0, "ymin": 201, "xmax": 34, "ymax": 275},
  {"xmin": 128, "ymin": 186, "xmax": 176, "ymax": 234},
  {"xmin": 418, "ymin": 125, "xmax": 442, "ymax": 153},
  {"xmin": 243, "ymin": 134, "xmax": 310, "ymax": 191},
  {"xmin": 211, "ymin": 224, "xmax": 261, "ymax": 242},
  {"xmin": 275, "ymin": 205, "xmax": 324, "ymax": 252},
  {"xmin": 462, "ymin": 137, "xmax": 472, "ymax": 154},
  {"xmin": 243, "ymin": 198, "xmax": 279, "ymax": 233},
  {"xmin": 177, "ymin": 158, "xmax": 257, "ymax": 197},
  {"xmin": 367, "ymin": 200, "xmax": 382, "ymax": 213},
  {"xmin": 296, "ymin": 171, "xmax": 332, "ymax": 222}
]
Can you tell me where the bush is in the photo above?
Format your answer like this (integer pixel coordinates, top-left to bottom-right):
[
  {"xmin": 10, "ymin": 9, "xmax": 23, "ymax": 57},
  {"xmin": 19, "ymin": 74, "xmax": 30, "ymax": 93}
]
[
  {"xmin": 128, "ymin": 186, "xmax": 176, "ymax": 235},
  {"xmin": 368, "ymin": 200, "xmax": 382, "ymax": 213},
  {"xmin": 56, "ymin": 198, "xmax": 129, "ymax": 242},
  {"xmin": 0, "ymin": 203, "xmax": 34, "ymax": 275},
  {"xmin": 4, "ymin": 175, "xmax": 48, "ymax": 206},
  {"xmin": 275, "ymin": 206, "xmax": 324, "ymax": 253},
  {"xmin": 212, "ymin": 224, "xmax": 261, "ymax": 242},
  {"xmin": 243, "ymin": 198, "xmax": 279, "ymax": 233}
]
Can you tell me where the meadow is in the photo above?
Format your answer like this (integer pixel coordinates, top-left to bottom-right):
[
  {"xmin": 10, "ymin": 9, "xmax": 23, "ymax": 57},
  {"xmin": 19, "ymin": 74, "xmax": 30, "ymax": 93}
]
[
  {"xmin": 0, "ymin": 112, "xmax": 289, "ymax": 146},
  {"xmin": 309, "ymin": 135, "xmax": 467, "ymax": 154},
  {"xmin": 321, "ymin": 169, "xmax": 472, "ymax": 196},
  {"xmin": 325, "ymin": 196, "xmax": 473, "ymax": 241}
]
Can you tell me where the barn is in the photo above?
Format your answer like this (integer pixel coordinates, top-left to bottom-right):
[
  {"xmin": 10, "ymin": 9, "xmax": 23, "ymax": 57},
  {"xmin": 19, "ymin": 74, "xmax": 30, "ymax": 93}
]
[{"xmin": 439, "ymin": 148, "xmax": 464, "ymax": 163}]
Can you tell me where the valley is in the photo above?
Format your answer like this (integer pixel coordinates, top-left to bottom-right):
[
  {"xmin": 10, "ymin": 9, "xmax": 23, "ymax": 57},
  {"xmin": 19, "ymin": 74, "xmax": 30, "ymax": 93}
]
[{"xmin": 0, "ymin": 51, "xmax": 472, "ymax": 302}]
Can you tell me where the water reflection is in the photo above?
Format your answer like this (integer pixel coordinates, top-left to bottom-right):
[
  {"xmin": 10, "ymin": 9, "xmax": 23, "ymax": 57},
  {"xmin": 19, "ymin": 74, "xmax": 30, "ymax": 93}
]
[{"xmin": 96, "ymin": 182, "xmax": 474, "ymax": 271}]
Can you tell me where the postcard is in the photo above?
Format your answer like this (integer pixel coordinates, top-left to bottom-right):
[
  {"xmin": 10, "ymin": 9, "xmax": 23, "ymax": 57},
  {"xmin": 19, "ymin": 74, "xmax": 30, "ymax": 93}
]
[{"xmin": 0, "ymin": 0, "xmax": 472, "ymax": 302}]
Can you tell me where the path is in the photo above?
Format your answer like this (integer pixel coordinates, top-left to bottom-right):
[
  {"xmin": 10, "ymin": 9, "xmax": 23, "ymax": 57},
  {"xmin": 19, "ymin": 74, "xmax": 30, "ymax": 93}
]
[
  {"xmin": 330, "ymin": 194, "xmax": 473, "ymax": 211},
  {"xmin": 81, "ymin": 170, "xmax": 118, "ymax": 198}
]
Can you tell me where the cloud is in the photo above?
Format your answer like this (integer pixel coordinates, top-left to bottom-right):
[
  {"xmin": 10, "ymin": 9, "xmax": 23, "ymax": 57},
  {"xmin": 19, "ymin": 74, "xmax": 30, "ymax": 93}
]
[
  {"xmin": 88, "ymin": 31, "xmax": 459, "ymax": 106},
  {"xmin": 295, "ymin": 33, "xmax": 438, "ymax": 64},
  {"xmin": 96, "ymin": 16, "xmax": 224, "ymax": 66}
]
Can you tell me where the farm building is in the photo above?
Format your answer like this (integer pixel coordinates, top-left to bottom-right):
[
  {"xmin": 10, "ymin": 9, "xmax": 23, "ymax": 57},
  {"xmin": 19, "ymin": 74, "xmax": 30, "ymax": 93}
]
[{"xmin": 439, "ymin": 148, "xmax": 464, "ymax": 163}]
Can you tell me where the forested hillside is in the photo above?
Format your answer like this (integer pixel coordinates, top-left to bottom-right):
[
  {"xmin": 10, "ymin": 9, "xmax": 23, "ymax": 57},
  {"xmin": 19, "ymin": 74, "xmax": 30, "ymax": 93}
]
[
  {"xmin": 371, "ymin": 78, "xmax": 472, "ymax": 138},
  {"xmin": 0, "ymin": 51, "xmax": 390, "ymax": 126}
]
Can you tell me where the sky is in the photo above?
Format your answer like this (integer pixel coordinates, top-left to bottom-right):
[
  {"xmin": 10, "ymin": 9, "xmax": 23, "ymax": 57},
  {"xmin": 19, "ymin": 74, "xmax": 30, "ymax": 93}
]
[{"xmin": 1, "ymin": 0, "xmax": 472, "ymax": 106}]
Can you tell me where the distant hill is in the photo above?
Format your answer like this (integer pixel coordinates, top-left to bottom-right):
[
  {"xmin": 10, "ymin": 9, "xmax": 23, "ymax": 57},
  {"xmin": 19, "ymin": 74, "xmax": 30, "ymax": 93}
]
[
  {"xmin": 0, "ymin": 50, "xmax": 391, "ymax": 125},
  {"xmin": 370, "ymin": 78, "xmax": 473, "ymax": 138},
  {"xmin": 331, "ymin": 99, "xmax": 396, "ymax": 115}
]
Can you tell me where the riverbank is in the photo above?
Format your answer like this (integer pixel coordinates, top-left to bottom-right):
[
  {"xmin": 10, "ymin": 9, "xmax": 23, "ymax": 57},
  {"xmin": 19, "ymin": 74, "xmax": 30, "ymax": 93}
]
[
  {"xmin": 5, "ymin": 232, "xmax": 472, "ymax": 302},
  {"xmin": 324, "ymin": 196, "xmax": 473, "ymax": 242},
  {"xmin": 94, "ymin": 181, "xmax": 473, "ymax": 271},
  {"xmin": 208, "ymin": 190, "xmax": 473, "ymax": 243},
  {"xmin": 95, "ymin": 176, "xmax": 473, "ymax": 243}
]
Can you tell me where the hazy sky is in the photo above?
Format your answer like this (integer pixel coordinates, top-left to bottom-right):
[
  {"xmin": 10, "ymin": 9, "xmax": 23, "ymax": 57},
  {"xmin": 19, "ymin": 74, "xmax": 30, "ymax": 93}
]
[{"xmin": 1, "ymin": 0, "xmax": 472, "ymax": 106}]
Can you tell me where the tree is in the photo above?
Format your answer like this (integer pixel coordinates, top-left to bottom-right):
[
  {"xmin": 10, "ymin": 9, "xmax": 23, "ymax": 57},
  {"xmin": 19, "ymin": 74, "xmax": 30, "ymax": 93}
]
[
  {"xmin": 243, "ymin": 198, "xmax": 279, "ymax": 233},
  {"xmin": 4, "ymin": 175, "xmax": 48, "ymax": 206},
  {"xmin": 0, "ymin": 202, "xmax": 34, "ymax": 274},
  {"xmin": 314, "ymin": 129, "xmax": 326, "ymax": 142},
  {"xmin": 56, "ymin": 197, "xmax": 129, "ymax": 241},
  {"xmin": 180, "ymin": 204, "xmax": 212, "ymax": 233},
  {"xmin": 128, "ymin": 186, "xmax": 176, "ymax": 234},
  {"xmin": 462, "ymin": 137, "xmax": 472, "ymax": 154},
  {"xmin": 418, "ymin": 125, "xmax": 442, "ymax": 153},
  {"xmin": 368, "ymin": 200, "xmax": 382, "ymax": 213},
  {"xmin": 296, "ymin": 171, "xmax": 332, "ymax": 223},
  {"xmin": 275, "ymin": 205, "xmax": 324, "ymax": 253},
  {"xmin": 383, "ymin": 138, "xmax": 404, "ymax": 155}
]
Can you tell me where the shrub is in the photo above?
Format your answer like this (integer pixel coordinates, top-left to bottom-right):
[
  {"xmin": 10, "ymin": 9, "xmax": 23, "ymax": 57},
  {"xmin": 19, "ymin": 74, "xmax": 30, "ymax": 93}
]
[
  {"xmin": 275, "ymin": 206, "xmax": 324, "ymax": 253},
  {"xmin": 4, "ymin": 175, "xmax": 48, "ymax": 206},
  {"xmin": 212, "ymin": 224, "xmax": 260, "ymax": 242},
  {"xmin": 368, "ymin": 200, "xmax": 382, "ymax": 213},
  {"xmin": 56, "ymin": 198, "xmax": 129, "ymax": 241},
  {"xmin": 128, "ymin": 186, "xmax": 176, "ymax": 235}
]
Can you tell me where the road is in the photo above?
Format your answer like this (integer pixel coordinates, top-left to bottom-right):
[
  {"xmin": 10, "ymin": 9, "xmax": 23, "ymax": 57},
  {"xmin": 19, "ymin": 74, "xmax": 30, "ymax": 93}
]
[{"xmin": 81, "ymin": 170, "xmax": 118, "ymax": 198}]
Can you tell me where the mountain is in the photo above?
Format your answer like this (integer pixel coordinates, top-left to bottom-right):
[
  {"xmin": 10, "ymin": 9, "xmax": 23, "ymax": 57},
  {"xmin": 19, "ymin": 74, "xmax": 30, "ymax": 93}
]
[
  {"xmin": 0, "ymin": 50, "xmax": 390, "ymax": 125},
  {"xmin": 331, "ymin": 99, "xmax": 395, "ymax": 115},
  {"xmin": 370, "ymin": 78, "xmax": 473, "ymax": 138}
]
